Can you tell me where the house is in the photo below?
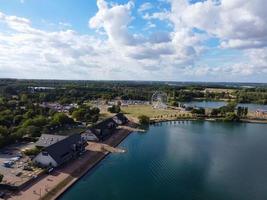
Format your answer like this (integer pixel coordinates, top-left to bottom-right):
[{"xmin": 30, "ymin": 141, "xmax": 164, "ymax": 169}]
[
  {"xmin": 86, "ymin": 113, "xmax": 129, "ymax": 141},
  {"xmin": 33, "ymin": 134, "xmax": 84, "ymax": 167},
  {"xmin": 92, "ymin": 117, "xmax": 118, "ymax": 140}
]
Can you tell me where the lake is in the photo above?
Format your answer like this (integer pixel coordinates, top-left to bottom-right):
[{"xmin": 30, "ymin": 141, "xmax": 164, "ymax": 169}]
[
  {"xmin": 184, "ymin": 101, "xmax": 267, "ymax": 111},
  {"xmin": 61, "ymin": 121, "xmax": 267, "ymax": 200}
]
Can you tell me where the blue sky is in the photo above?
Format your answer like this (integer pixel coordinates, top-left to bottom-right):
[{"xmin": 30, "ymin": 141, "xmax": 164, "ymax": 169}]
[{"xmin": 0, "ymin": 0, "xmax": 266, "ymax": 82}]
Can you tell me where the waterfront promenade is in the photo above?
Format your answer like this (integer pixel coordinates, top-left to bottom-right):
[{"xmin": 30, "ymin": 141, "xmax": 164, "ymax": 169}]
[{"xmin": 9, "ymin": 123, "xmax": 135, "ymax": 200}]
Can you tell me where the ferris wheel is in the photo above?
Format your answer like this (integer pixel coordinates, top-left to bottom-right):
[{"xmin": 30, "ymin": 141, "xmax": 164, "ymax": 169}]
[{"xmin": 151, "ymin": 91, "xmax": 168, "ymax": 109}]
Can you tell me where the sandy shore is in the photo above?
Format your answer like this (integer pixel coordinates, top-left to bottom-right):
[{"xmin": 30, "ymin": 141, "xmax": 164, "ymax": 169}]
[{"xmin": 9, "ymin": 122, "xmax": 135, "ymax": 200}]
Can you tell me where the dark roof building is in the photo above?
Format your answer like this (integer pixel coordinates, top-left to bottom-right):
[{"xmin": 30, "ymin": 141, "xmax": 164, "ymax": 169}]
[
  {"xmin": 89, "ymin": 113, "xmax": 129, "ymax": 141},
  {"xmin": 112, "ymin": 113, "xmax": 129, "ymax": 125},
  {"xmin": 33, "ymin": 134, "xmax": 84, "ymax": 167}
]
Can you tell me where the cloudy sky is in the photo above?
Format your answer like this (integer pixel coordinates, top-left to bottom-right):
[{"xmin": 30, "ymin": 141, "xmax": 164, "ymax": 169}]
[{"xmin": 0, "ymin": 0, "xmax": 267, "ymax": 82}]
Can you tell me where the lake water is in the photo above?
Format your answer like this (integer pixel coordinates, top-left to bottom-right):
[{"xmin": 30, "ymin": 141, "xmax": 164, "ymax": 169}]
[
  {"xmin": 61, "ymin": 121, "xmax": 267, "ymax": 200},
  {"xmin": 184, "ymin": 101, "xmax": 267, "ymax": 111}
]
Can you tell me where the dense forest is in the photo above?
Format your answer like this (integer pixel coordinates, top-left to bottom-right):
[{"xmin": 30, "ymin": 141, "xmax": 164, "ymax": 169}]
[{"xmin": 1, "ymin": 79, "xmax": 266, "ymax": 104}]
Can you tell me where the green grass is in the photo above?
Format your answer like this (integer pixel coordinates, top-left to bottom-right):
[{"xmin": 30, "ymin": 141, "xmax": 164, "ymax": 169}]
[{"xmin": 122, "ymin": 105, "xmax": 189, "ymax": 119}]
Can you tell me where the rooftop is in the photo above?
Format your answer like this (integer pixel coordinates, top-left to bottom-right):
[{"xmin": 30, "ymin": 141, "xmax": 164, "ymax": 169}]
[{"xmin": 35, "ymin": 134, "xmax": 67, "ymax": 148}]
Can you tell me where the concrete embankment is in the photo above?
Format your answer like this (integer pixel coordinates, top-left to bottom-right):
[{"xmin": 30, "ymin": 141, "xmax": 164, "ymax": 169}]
[
  {"xmin": 9, "ymin": 122, "xmax": 136, "ymax": 200},
  {"xmin": 50, "ymin": 123, "xmax": 135, "ymax": 200}
]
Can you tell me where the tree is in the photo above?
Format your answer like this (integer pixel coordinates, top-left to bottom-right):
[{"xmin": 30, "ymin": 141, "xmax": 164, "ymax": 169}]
[
  {"xmin": 237, "ymin": 106, "xmax": 248, "ymax": 118},
  {"xmin": 237, "ymin": 106, "xmax": 242, "ymax": 117},
  {"xmin": 224, "ymin": 112, "xmax": 240, "ymax": 122},
  {"xmin": 23, "ymin": 147, "xmax": 41, "ymax": 156},
  {"xmin": 13, "ymin": 115, "xmax": 23, "ymax": 126},
  {"xmin": 72, "ymin": 109, "xmax": 85, "ymax": 121},
  {"xmin": 27, "ymin": 126, "xmax": 42, "ymax": 137},
  {"xmin": 52, "ymin": 113, "xmax": 74, "ymax": 126},
  {"xmin": 191, "ymin": 107, "xmax": 205, "ymax": 116},
  {"xmin": 170, "ymin": 101, "xmax": 178, "ymax": 107},
  {"xmin": 117, "ymin": 101, "xmax": 122, "ymax": 106},
  {"xmin": 91, "ymin": 107, "xmax": 100, "ymax": 115},
  {"xmin": 0, "ymin": 126, "xmax": 9, "ymax": 137},
  {"xmin": 108, "ymin": 105, "xmax": 121, "ymax": 113},
  {"xmin": 0, "ymin": 173, "xmax": 4, "ymax": 182},
  {"xmin": 244, "ymin": 107, "xmax": 248, "ymax": 117},
  {"xmin": 138, "ymin": 115, "xmax": 150, "ymax": 125},
  {"xmin": 72, "ymin": 106, "xmax": 100, "ymax": 122},
  {"xmin": 0, "ymin": 126, "xmax": 9, "ymax": 147},
  {"xmin": 211, "ymin": 108, "xmax": 219, "ymax": 116}
]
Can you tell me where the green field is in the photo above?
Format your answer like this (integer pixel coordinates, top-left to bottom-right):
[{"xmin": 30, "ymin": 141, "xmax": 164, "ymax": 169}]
[{"xmin": 122, "ymin": 105, "xmax": 190, "ymax": 119}]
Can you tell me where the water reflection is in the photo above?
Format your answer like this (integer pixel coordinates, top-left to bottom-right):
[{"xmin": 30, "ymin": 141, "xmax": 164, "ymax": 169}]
[{"xmin": 62, "ymin": 122, "xmax": 267, "ymax": 200}]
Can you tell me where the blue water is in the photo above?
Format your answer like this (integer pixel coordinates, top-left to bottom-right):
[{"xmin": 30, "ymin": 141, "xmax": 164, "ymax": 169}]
[
  {"xmin": 61, "ymin": 121, "xmax": 267, "ymax": 200},
  {"xmin": 184, "ymin": 101, "xmax": 267, "ymax": 111}
]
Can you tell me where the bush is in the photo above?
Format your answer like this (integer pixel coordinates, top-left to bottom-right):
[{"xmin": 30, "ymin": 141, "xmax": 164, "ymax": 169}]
[
  {"xmin": 223, "ymin": 112, "xmax": 240, "ymax": 122},
  {"xmin": 52, "ymin": 113, "xmax": 74, "ymax": 125},
  {"xmin": 72, "ymin": 106, "xmax": 100, "ymax": 122},
  {"xmin": 138, "ymin": 115, "xmax": 150, "ymax": 125},
  {"xmin": 191, "ymin": 107, "xmax": 205, "ymax": 116},
  {"xmin": 23, "ymin": 147, "xmax": 41, "ymax": 156},
  {"xmin": 108, "ymin": 105, "xmax": 121, "ymax": 113},
  {"xmin": 211, "ymin": 108, "xmax": 219, "ymax": 116}
]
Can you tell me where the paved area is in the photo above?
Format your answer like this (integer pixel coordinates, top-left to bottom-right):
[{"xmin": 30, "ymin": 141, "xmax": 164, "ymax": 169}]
[
  {"xmin": 0, "ymin": 142, "xmax": 41, "ymax": 187},
  {"xmin": 8, "ymin": 125, "xmax": 134, "ymax": 200}
]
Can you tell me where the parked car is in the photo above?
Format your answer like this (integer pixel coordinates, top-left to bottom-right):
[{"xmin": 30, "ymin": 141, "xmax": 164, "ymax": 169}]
[{"xmin": 3, "ymin": 161, "xmax": 14, "ymax": 168}]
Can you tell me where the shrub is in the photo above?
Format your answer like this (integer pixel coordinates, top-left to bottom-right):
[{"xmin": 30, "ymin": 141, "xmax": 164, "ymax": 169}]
[
  {"xmin": 138, "ymin": 115, "xmax": 150, "ymax": 125},
  {"xmin": 108, "ymin": 105, "xmax": 121, "ymax": 113},
  {"xmin": 223, "ymin": 112, "xmax": 240, "ymax": 122},
  {"xmin": 23, "ymin": 147, "xmax": 41, "ymax": 156}
]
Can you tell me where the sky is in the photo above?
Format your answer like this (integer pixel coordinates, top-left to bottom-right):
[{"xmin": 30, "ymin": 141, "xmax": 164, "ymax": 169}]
[{"xmin": 0, "ymin": 0, "xmax": 267, "ymax": 82}]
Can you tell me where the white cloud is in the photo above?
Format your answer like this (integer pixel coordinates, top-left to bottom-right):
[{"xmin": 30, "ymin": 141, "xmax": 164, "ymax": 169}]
[
  {"xmin": 0, "ymin": 0, "xmax": 267, "ymax": 82},
  {"xmin": 167, "ymin": 0, "xmax": 267, "ymax": 49},
  {"xmin": 138, "ymin": 2, "xmax": 153, "ymax": 13},
  {"xmin": 89, "ymin": 0, "xmax": 135, "ymax": 45}
]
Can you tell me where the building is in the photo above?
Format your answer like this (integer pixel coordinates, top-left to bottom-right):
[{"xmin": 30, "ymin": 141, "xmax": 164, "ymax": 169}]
[
  {"xmin": 33, "ymin": 134, "xmax": 84, "ymax": 167},
  {"xmin": 255, "ymin": 109, "xmax": 267, "ymax": 118},
  {"xmin": 83, "ymin": 113, "xmax": 129, "ymax": 141},
  {"xmin": 92, "ymin": 117, "xmax": 118, "ymax": 141},
  {"xmin": 35, "ymin": 134, "xmax": 67, "ymax": 148},
  {"xmin": 112, "ymin": 113, "xmax": 129, "ymax": 125}
]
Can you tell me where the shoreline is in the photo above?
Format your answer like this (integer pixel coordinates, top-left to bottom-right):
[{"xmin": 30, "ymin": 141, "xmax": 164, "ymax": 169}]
[
  {"xmin": 10, "ymin": 122, "xmax": 136, "ymax": 200},
  {"xmin": 50, "ymin": 124, "xmax": 134, "ymax": 200},
  {"xmin": 9, "ymin": 118, "xmax": 267, "ymax": 199},
  {"xmin": 150, "ymin": 117, "xmax": 267, "ymax": 124}
]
